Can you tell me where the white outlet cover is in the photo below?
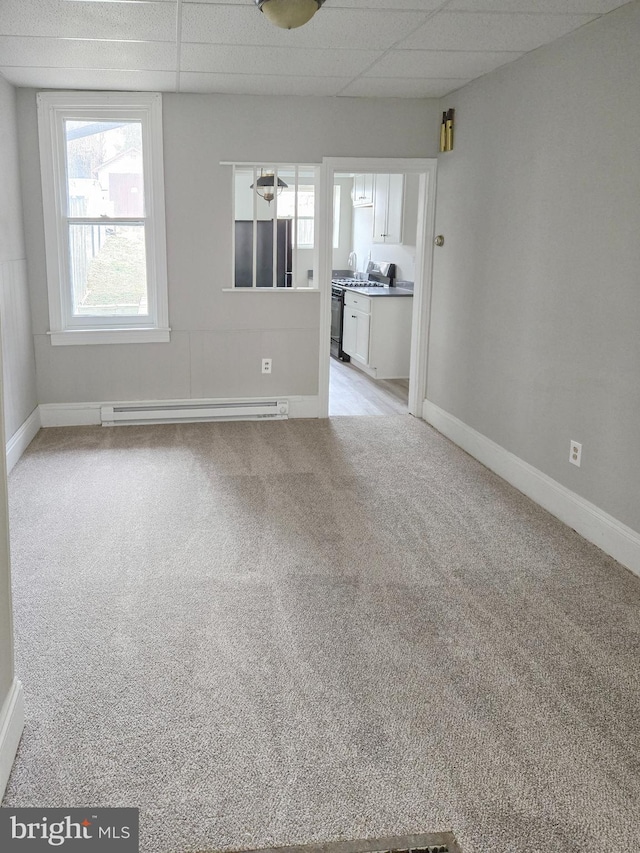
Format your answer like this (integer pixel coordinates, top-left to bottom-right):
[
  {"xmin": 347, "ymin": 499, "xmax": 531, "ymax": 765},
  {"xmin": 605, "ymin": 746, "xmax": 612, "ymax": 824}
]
[{"xmin": 569, "ymin": 440, "xmax": 582, "ymax": 467}]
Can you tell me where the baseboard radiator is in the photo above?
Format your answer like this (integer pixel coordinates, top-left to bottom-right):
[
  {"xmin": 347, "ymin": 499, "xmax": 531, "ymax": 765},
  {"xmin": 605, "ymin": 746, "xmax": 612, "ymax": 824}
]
[{"xmin": 101, "ymin": 400, "xmax": 289, "ymax": 426}]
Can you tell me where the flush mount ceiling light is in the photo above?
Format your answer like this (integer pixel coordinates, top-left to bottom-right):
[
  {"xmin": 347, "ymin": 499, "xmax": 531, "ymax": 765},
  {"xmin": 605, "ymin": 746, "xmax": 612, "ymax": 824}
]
[
  {"xmin": 250, "ymin": 170, "xmax": 288, "ymax": 204},
  {"xmin": 254, "ymin": 0, "xmax": 326, "ymax": 30}
]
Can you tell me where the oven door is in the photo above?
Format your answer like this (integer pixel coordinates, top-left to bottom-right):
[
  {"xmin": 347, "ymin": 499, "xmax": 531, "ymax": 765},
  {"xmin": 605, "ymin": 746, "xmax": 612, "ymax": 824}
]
[{"xmin": 331, "ymin": 287, "xmax": 350, "ymax": 361}]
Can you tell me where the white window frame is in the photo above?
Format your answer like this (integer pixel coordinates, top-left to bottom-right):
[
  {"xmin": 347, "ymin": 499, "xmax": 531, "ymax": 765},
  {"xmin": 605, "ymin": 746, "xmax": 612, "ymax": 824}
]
[{"xmin": 37, "ymin": 91, "xmax": 170, "ymax": 345}]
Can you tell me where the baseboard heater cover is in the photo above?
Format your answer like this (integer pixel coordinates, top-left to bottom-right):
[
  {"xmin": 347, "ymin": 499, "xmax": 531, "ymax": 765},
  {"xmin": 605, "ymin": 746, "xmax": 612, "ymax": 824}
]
[{"xmin": 101, "ymin": 400, "xmax": 289, "ymax": 426}]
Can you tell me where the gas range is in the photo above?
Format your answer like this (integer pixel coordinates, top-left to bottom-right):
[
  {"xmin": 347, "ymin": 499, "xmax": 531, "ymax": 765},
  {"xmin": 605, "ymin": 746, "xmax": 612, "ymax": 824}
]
[
  {"xmin": 332, "ymin": 278, "xmax": 386, "ymax": 288},
  {"xmin": 331, "ymin": 261, "xmax": 396, "ymax": 289}
]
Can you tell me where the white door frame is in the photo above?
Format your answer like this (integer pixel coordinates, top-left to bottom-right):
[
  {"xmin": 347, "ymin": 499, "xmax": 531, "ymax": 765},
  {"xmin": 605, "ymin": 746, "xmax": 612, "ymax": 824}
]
[{"xmin": 317, "ymin": 157, "xmax": 438, "ymax": 418}]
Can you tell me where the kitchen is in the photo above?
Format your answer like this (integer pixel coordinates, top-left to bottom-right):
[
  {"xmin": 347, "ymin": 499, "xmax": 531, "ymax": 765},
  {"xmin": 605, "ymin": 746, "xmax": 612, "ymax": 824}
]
[{"xmin": 330, "ymin": 171, "xmax": 418, "ymax": 416}]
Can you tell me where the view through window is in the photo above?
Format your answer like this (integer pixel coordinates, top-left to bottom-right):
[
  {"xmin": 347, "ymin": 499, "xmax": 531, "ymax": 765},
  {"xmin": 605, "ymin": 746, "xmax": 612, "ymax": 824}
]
[{"xmin": 66, "ymin": 120, "xmax": 148, "ymax": 316}]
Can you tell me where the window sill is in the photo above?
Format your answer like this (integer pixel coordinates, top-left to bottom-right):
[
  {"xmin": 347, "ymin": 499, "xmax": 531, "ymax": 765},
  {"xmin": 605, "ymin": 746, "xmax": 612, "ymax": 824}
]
[{"xmin": 48, "ymin": 328, "xmax": 171, "ymax": 346}]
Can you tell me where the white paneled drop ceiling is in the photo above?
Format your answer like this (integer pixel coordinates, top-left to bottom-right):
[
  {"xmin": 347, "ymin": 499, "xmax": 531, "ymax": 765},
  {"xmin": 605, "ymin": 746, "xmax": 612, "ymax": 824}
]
[{"xmin": 0, "ymin": 0, "xmax": 633, "ymax": 97}]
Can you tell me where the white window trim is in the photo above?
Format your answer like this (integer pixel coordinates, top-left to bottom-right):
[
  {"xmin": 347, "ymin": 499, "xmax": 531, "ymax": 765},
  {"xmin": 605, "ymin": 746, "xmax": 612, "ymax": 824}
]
[{"xmin": 37, "ymin": 91, "xmax": 170, "ymax": 345}]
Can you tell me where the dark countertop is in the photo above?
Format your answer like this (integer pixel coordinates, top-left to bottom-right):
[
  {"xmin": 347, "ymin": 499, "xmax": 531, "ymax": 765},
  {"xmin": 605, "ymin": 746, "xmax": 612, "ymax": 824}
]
[{"xmin": 339, "ymin": 286, "xmax": 414, "ymax": 297}]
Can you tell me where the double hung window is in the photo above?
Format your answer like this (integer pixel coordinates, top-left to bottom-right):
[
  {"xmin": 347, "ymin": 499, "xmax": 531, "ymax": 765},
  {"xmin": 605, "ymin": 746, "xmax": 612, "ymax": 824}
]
[{"xmin": 37, "ymin": 92, "xmax": 169, "ymax": 344}]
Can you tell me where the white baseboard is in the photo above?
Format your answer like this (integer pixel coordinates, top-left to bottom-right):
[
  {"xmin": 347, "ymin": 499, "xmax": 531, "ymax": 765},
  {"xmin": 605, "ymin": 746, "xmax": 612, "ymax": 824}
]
[
  {"xmin": 6, "ymin": 408, "xmax": 41, "ymax": 473},
  {"xmin": 39, "ymin": 396, "xmax": 320, "ymax": 428},
  {"xmin": 0, "ymin": 678, "xmax": 24, "ymax": 802},
  {"xmin": 423, "ymin": 400, "xmax": 640, "ymax": 578},
  {"xmin": 287, "ymin": 396, "xmax": 319, "ymax": 418},
  {"xmin": 39, "ymin": 403, "xmax": 102, "ymax": 427}
]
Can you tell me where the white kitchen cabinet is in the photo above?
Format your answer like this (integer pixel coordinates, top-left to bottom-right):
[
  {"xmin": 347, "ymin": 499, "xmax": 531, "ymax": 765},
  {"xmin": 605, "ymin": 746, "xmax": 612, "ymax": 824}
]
[
  {"xmin": 351, "ymin": 173, "xmax": 374, "ymax": 207},
  {"xmin": 343, "ymin": 291, "xmax": 412, "ymax": 379},
  {"xmin": 342, "ymin": 295, "xmax": 370, "ymax": 366},
  {"xmin": 372, "ymin": 173, "xmax": 404, "ymax": 244}
]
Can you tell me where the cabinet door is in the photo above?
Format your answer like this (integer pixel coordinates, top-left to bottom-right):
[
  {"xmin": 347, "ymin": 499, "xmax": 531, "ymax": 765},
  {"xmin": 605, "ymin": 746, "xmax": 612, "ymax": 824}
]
[
  {"xmin": 343, "ymin": 307, "xmax": 370, "ymax": 365},
  {"xmin": 372, "ymin": 173, "xmax": 404, "ymax": 243},
  {"xmin": 362, "ymin": 174, "xmax": 374, "ymax": 205},
  {"xmin": 385, "ymin": 174, "xmax": 404, "ymax": 244},
  {"xmin": 352, "ymin": 174, "xmax": 373, "ymax": 207},
  {"xmin": 372, "ymin": 173, "xmax": 389, "ymax": 243}
]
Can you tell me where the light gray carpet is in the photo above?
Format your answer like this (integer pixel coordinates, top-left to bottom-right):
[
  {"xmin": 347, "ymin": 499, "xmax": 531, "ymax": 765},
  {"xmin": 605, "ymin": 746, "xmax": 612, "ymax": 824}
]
[{"xmin": 3, "ymin": 417, "xmax": 640, "ymax": 853}]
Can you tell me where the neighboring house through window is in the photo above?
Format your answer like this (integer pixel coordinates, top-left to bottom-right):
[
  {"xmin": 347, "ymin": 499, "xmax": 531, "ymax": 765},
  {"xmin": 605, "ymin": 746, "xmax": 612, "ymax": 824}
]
[{"xmin": 37, "ymin": 91, "xmax": 169, "ymax": 345}]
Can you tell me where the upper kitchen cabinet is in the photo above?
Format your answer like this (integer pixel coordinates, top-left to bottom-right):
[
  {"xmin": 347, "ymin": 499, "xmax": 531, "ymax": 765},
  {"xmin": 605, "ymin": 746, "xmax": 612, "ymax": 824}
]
[
  {"xmin": 351, "ymin": 174, "xmax": 374, "ymax": 207},
  {"xmin": 372, "ymin": 173, "xmax": 404, "ymax": 244}
]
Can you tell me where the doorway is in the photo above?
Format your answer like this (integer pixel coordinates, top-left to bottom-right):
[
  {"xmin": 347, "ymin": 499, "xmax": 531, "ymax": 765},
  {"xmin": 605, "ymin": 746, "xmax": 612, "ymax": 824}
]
[
  {"xmin": 317, "ymin": 158, "xmax": 437, "ymax": 420},
  {"xmin": 329, "ymin": 358, "xmax": 409, "ymax": 416}
]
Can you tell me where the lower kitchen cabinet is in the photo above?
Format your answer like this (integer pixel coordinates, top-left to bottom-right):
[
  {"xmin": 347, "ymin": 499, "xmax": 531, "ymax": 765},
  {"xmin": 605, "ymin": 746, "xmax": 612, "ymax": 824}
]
[
  {"xmin": 342, "ymin": 306, "xmax": 370, "ymax": 365},
  {"xmin": 342, "ymin": 291, "xmax": 412, "ymax": 379}
]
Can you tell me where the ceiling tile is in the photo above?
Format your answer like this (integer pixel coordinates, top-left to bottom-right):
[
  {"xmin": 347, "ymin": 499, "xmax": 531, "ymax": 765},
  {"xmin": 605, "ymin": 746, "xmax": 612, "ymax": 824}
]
[
  {"xmin": 338, "ymin": 77, "xmax": 471, "ymax": 98},
  {"xmin": 282, "ymin": 0, "xmax": 443, "ymax": 7},
  {"xmin": 447, "ymin": 0, "xmax": 628, "ymax": 11},
  {"xmin": 398, "ymin": 11, "xmax": 599, "ymax": 51},
  {"xmin": 181, "ymin": 43, "xmax": 379, "ymax": 76},
  {"xmin": 0, "ymin": 36, "xmax": 175, "ymax": 70},
  {"xmin": 181, "ymin": 4, "xmax": 431, "ymax": 49},
  {"xmin": 178, "ymin": 71, "xmax": 351, "ymax": 96},
  {"xmin": 0, "ymin": 66, "xmax": 177, "ymax": 90},
  {"xmin": 186, "ymin": 0, "xmax": 441, "ymax": 5},
  {"xmin": 0, "ymin": 0, "xmax": 175, "ymax": 42},
  {"xmin": 189, "ymin": 0, "xmax": 445, "ymax": 5},
  {"xmin": 364, "ymin": 48, "xmax": 524, "ymax": 78}
]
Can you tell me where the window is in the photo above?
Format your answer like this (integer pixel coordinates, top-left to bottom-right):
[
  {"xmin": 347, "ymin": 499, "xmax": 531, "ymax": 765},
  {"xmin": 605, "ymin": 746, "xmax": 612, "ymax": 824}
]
[
  {"xmin": 37, "ymin": 92, "xmax": 169, "ymax": 345},
  {"xmin": 277, "ymin": 184, "xmax": 340, "ymax": 249},
  {"xmin": 231, "ymin": 164, "xmax": 323, "ymax": 289},
  {"xmin": 277, "ymin": 184, "xmax": 315, "ymax": 248}
]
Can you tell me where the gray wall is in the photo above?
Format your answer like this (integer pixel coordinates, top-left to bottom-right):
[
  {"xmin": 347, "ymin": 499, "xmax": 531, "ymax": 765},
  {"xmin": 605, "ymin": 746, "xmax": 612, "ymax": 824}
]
[
  {"xmin": 429, "ymin": 1, "xmax": 640, "ymax": 533},
  {"xmin": 0, "ymin": 74, "xmax": 25, "ymax": 717},
  {"xmin": 17, "ymin": 91, "xmax": 440, "ymax": 404},
  {"xmin": 0, "ymin": 77, "xmax": 37, "ymax": 441}
]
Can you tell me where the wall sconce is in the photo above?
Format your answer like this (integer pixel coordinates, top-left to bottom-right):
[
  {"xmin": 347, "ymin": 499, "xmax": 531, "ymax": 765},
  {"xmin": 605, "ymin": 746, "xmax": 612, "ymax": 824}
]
[{"xmin": 439, "ymin": 109, "xmax": 455, "ymax": 152}]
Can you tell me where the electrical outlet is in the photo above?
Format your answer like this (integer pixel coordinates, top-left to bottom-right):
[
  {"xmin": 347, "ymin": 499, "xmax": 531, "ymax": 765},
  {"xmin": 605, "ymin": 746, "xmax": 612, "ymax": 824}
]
[
  {"xmin": 261, "ymin": 358, "xmax": 272, "ymax": 375},
  {"xmin": 569, "ymin": 440, "xmax": 582, "ymax": 467}
]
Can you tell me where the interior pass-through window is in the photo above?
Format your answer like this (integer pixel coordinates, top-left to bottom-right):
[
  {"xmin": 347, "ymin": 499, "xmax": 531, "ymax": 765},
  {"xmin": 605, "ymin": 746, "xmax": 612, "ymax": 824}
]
[{"xmin": 231, "ymin": 163, "xmax": 327, "ymax": 289}]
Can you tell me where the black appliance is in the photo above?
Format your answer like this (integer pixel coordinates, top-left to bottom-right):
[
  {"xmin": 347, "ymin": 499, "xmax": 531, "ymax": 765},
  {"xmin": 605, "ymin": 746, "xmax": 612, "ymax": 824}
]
[
  {"xmin": 330, "ymin": 261, "xmax": 396, "ymax": 360},
  {"xmin": 234, "ymin": 219, "xmax": 292, "ymax": 287},
  {"xmin": 331, "ymin": 285, "xmax": 350, "ymax": 361}
]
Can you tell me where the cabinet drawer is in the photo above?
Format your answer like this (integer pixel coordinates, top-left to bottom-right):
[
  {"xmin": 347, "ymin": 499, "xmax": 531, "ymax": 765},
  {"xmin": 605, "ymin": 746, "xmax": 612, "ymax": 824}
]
[{"xmin": 345, "ymin": 292, "xmax": 371, "ymax": 314}]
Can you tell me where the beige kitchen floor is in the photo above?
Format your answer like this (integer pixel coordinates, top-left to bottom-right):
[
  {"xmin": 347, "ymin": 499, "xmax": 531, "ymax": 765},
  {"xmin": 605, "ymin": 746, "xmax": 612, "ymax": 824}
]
[{"xmin": 329, "ymin": 356, "xmax": 409, "ymax": 416}]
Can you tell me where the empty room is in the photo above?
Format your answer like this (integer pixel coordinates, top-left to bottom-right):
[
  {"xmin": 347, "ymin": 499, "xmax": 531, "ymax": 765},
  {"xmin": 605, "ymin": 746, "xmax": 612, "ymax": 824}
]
[{"xmin": 0, "ymin": 2, "xmax": 639, "ymax": 853}]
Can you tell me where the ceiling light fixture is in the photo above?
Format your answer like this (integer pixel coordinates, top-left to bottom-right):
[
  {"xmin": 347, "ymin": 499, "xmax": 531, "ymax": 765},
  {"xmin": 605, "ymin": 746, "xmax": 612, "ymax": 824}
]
[
  {"xmin": 250, "ymin": 170, "xmax": 288, "ymax": 205},
  {"xmin": 254, "ymin": 0, "xmax": 326, "ymax": 30}
]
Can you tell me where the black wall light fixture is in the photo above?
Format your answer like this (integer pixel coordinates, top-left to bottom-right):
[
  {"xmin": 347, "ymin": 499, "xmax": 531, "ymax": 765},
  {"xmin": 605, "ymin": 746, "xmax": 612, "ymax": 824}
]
[{"xmin": 255, "ymin": 0, "xmax": 326, "ymax": 30}]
